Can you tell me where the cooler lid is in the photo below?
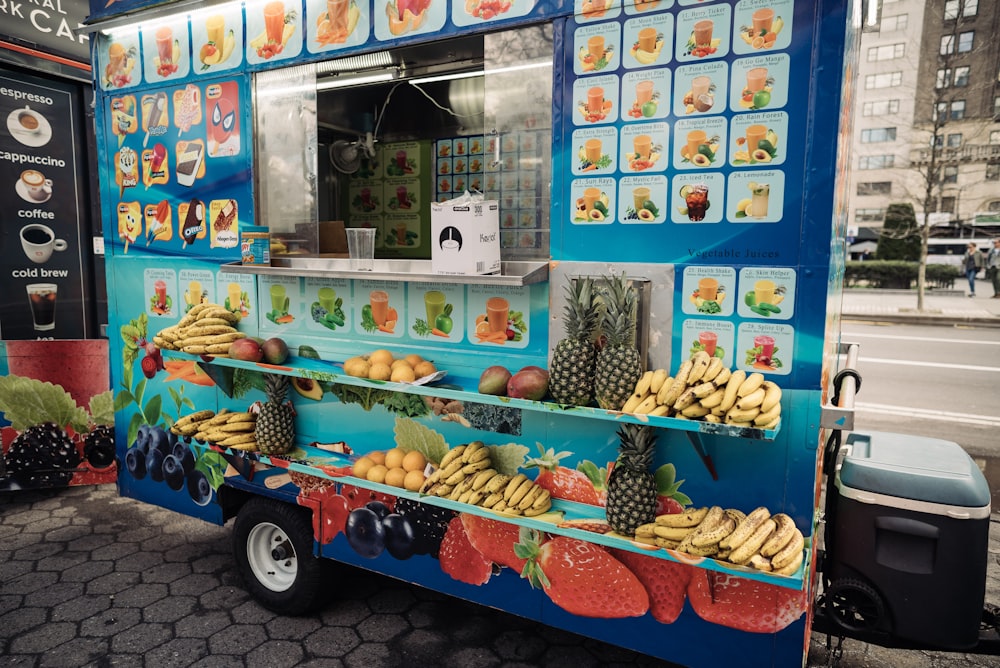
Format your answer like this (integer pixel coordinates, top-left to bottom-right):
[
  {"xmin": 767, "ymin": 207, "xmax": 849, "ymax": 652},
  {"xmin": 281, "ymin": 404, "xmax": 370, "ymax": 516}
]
[{"xmin": 839, "ymin": 431, "xmax": 990, "ymax": 508}]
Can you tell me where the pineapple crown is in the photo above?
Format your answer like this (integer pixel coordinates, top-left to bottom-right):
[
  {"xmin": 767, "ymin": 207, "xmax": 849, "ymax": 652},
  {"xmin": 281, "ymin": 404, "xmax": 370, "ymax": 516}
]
[
  {"xmin": 616, "ymin": 423, "xmax": 655, "ymax": 469},
  {"xmin": 600, "ymin": 272, "xmax": 638, "ymax": 347},
  {"xmin": 264, "ymin": 373, "xmax": 291, "ymax": 402},
  {"xmin": 561, "ymin": 277, "xmax": 600, "ymax": 340}
]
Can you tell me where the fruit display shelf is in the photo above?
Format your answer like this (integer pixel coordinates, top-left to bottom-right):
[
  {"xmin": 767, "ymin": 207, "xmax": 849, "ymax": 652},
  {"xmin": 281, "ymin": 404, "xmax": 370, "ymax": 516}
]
[
  {"xmin": 223, "ymin": 259, "xmax": 550, "ymax": 287},
  {"xmin": 165, "ymin": 351, "xmax": 781, "ymax": 442},
  {"xmin": 205, "ymin": 437, "xmax": 807, "ymax": 591}
]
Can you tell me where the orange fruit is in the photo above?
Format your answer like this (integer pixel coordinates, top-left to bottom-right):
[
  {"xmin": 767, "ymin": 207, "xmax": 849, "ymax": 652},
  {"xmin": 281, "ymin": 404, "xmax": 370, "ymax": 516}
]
[
  {"xmin": 402, "ymin": 450, "xmax": 427, "ymax": 473},
  {"xmin": 405, "ymin": 353, "xmax": 424, "ymax": 367},
  {"xmin": 751, "ymin": 36, "xmax": 765, "ymax": 49},
  {"xmin": 475, "ymin": 321, "xmax": 491, "ymax": 335},
  {"xmin": 352, "ymin": 456, "xmax": 375, "ymax": 479},
  {"xmin": 391, "ymin": 365, "xmax": 416, "ymax": 382},
  {"xmin": 403, "ymin": 469, "xmax": 425, "ymax": 491},
  {"xmin": 413, "ymin": 361, "xmax": 437, "ymax": 378},
  {"xmin": 385, "ymin": 467, "xmax": 407, "ymax": 488},
  {"xmin": 366, "ymin": 464, "xmax": 389, "ymax": 484},
  {"xmin": 384, "ymin": 447, "xmax": 406, "ymax": 470},
  {"xmin": 367, "ymin": 450, "xmax": 386, "ymax": 465}
]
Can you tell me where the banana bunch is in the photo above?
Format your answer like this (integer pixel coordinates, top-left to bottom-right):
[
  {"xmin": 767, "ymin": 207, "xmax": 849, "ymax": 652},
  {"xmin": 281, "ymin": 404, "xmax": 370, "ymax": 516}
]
[
  {"xmin": 620, "ymin": 351, "xmax": 781, "ymax": 429},
  {"xmin": 153, "ymin": 303, "xmax": 244, "ymax": 355},
  {"xmin": 170, "ymin": 408, "xmax": 258, "ymax": 451},
  {"xmin": 633, "ymin": 505, "xmax": 805, "ymax": 576},
  {"xmin": 420, "ymin": 441, "xmax": 552, "ymax": 516}
]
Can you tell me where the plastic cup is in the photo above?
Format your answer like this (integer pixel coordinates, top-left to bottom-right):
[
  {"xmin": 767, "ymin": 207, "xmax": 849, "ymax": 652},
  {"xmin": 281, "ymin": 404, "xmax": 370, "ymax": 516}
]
[
  {"xmin": 698, "ymin": 277, "xmax": 718, "ymax": 301},
  {"xmin": 318, "ymin": 287, "xmax": 336, "ymax": 311},
  {"xmin": 747, "ymin": 68, "xmax": 768, "ymax": 92},
  {"xmin": 264, "ymin": 2, "xmax": 285, "ymax": 45},
  {"xmin": 346, "ymin": 227, "xmax": 375, "ymax": 271},
  {"xmin": 587, "ymin": 87, "xmax": 604, "ymax": 113},
  {"xmin": 750, "ymin": 183, "xmax": 770, "ymax": 218},
  {"xmin": 155, "ymin": 280, "xmax": 168, "ymax": 309},
  {"xmin": 754, "ymin": 280, "xmax": 776, "ymax": 305},
  {"xmin": 584, "ymin": 138, "xmax": 602, "ymax": 164},
  {"xmin": 693, "ymin": 20, "xmax": 713, "ymax": 47},
  {"xmin": 188, "ymin": 280, "xmax": 202, "ymax": 307},
  {"xmin": 486, "ymin": 297, "xmax": 509, "ymax": 333},
  {"xmin": 686, "ymin": 130, "xmax": 707, "ymax": 158},
  {"xmin": 638, "ymin": 27, "xmax": 656, "ymax": 53},
  {"xmin": 632, "ymin": 187, "xmax": 651, "ymax": 211},
  {"xmin": 155, "ymin": 27, "xmax": 173, "ymax": 65},
  {"xmin": 270, "ymin": 284, "xmax": 288, "ymax": 313},
  {"xmin": 633, "ymin": 134, "xmax": 652, "ymax": 159},
  {"xmin": 370, "ymin": 290, "xmax": 389, "ymax": 325},
  {"xmin": 635, "ymin": 80, "xmax": 654, "ymax": 105},
  {"xmin": 746, "ymin": 124, "xmax": 768, "ymax": 152},
  {"xmin": 754, "ymin": 335, "xmax": 775, "ymax": 358},
  {"xmin": 27, "ymin": 283, "xmax": 57, "ymax": 331},
  {"xmin": 698, "ymin": 331, "xmax": 717, "ymax": 357}
]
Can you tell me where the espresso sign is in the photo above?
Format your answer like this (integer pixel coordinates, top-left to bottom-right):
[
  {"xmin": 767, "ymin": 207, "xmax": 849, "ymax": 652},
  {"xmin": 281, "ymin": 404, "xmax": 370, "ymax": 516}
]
[
  {"xmin": 0, "ymin": 69, "xmax": 89, "ymax": 339},
  {"xmin": 0, "ymin": 0, "xmax": 91, "ymax": 64}
]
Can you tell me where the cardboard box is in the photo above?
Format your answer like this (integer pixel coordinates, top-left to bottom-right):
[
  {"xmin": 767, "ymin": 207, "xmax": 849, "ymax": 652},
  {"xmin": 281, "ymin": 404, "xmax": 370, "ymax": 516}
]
[
  {"xmin": 318, "ymin": 220, "xmax": 348, "ymax": 255},
  {"xmin": 431, "ymin": 199, "xmax": 500, "ymax": 275}
]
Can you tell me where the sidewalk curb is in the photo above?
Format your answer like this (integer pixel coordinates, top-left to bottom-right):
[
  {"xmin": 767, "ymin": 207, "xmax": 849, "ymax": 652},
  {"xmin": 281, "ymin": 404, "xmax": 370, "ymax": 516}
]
[{"xmin": 843, "ymin": 313, "xmax": 1000, "ymax": 328}]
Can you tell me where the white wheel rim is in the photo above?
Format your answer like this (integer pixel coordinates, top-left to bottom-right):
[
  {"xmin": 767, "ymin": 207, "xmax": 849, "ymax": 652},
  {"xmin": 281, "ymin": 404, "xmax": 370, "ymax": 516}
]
[{"xmin": 246, "ymin": 521, "xmax": 298, "ymax": 592}]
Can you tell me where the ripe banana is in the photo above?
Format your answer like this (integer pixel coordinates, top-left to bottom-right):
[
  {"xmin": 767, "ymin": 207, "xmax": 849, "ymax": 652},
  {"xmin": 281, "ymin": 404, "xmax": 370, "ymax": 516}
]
[
  {"xmin": 692, "ymin": 514, "xmax": 736, "ymax": 548},
  {"xmin": 719, "ymin": 370, "xmax": 745, "ymax": 412},
  {"xmin": 673, "ymin": 387, "xmax": 698, "ymax": 411},
  {"xmin": 687, "ymin": 351, "xmax": 711, "ymax": 384},
  {"xmin": 622, "ymin": 391, "xmax": 649, "ymax": 414},
  {"xmin": 760, "ymin": 513, "xmax": 796, "ymax": 557},
  {"xmin": 737, "ymin": 372, "xmax": 765, "ymax": 397},
  {"xmin": 439, "ymin": 445, "xmax": 466, "ymax": 469},
  {"xmin": 722, "ymin": 506, "xmax": 770, "ymax": 550},
  {"xmin": 702, "ymin": 356, "xmax": 724, "ymax": 382},
  {"xmin": 650, "ymin": 404, "xmax": 671, "ymax": 417},
  {"xmin": 725, "ymin": 405, "xmax": 761, "ymax": 423},
  {"xmin": 633, "ymin": 370, "xmax": 654, "ymax": 397},
  {"xmin": 681, "ymin": 403, "xmax": 710, "ymax": 418},
  {"xmin": 714, "ymin": 367, "xmax": 731, "ymax": 386},
  {"xmin": 654, "ymin": 376, "xmax": 675, "ymax": 404},
  {"xmin": 655, "ymin": 506, "xmax": 709, "ymax": 527},
  {"xmin": 649, "ymin": 369, "xmax": 669, "ymax": 393},
  {"xmin": 774, "ymin": 544, "xmax": 804, "ymax": 575},
  {"xmin": 760, "ymin": 381, "xmax": 782, "ymax": 413},
  {"xmin": 471, "ymin": 469, "xmax": 498, "ymax": 491},
  {"xmin": 735, "ymin": 387, "xmax": 766, "ymax": 410},
  {"xmin": 700, "ymin": 388, "xmax": 726, "ymax": 409},
  {"xmin": 753, "ymin": 403, "xmax": 782, "ymax": 426},
  {"xmin": 654, "ymin": 525, "xmax": 694, "ymax": 541},
  {"xmin": 749, "ymin": 554, "xmax": 773, "ymax": 572},
  {"xmin": 634, "ymin": 394, "xmax": 659, "ymax": 414},
  {"xmin": 771, "ymin": 528, "xmax": 805, "ymax": 570},
  {"xmin": 728, "ymin": 518, "xmax": 777, "ymax": 565}
]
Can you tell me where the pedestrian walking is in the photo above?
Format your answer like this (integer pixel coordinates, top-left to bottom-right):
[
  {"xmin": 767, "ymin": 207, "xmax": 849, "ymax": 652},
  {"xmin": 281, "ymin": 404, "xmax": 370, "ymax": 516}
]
[
  {"xmin": 987, "ymin": 238, "xmax": 1000, "ymax": 298},
  {"xmin": 963, "ymin": 242, "xmax": 984, "ymax": 297}
]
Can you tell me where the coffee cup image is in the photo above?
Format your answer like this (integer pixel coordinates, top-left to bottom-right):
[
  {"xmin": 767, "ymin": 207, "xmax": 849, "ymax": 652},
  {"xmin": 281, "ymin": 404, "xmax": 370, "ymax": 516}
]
[
  {"xmin": 18, "ymin": 107, "xmax": 42, "ymax": 134},
  {"xmin": 439, "ymin": 226, "xmax": 462, "ymax": 252},
  {"xmin": 20, "ymin": 169, "xmax": 53, "ymax": 201},
  {"xmin": 20, "ymin": 224, "xmax": 67, "ymax": 264}
]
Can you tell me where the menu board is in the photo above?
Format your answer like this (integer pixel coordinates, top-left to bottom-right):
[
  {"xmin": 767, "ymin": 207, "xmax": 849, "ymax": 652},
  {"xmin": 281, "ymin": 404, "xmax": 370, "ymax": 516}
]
[
  {"xmin": 342, "ymin": 140, "xmax": 431, "ymax": 258},
  {"xmin": 0, "ymin": 70, "xmax": 90, "ymax": 340},
  {"xmin": 557, "ymin": 0, "xmax": 806, "ymax": 379},
  {"xmin": 99, "ymin": 74, "xmax": 252, "ymax": 262}
]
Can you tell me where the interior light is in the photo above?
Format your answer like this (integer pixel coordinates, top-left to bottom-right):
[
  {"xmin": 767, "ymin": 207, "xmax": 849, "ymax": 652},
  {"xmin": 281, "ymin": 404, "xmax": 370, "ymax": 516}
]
[
  {"xmin": 484, "ymin": 61, "xmax": 551, "ymax": 76},
  {"xmin": 317, "ymin": 70, "xmax": 396, "ymax": 90},
  {"xmin": 409, "ymin": 70, "xmax": 485, "ymax": 85}
]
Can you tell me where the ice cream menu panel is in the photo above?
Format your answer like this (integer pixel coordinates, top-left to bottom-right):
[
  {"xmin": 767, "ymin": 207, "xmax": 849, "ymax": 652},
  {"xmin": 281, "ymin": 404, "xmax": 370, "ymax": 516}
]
[
  {"xmin": 0, "ymin": 70, "xmax": 90, "ymax": 340},
  {"xmin": 100, "ymin": 76, "xmax": 252, "ymax": 265}
]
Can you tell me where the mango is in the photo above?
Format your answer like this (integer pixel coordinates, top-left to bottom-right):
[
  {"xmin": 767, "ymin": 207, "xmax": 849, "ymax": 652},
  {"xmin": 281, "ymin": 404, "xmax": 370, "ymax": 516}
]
[
  {"xmin": 478, "ymin": 366, "xmax": 512, "ymax": 396},
  {"xmin": 507, "ymin": 367, "xmax": 549, "ymax": 401}
]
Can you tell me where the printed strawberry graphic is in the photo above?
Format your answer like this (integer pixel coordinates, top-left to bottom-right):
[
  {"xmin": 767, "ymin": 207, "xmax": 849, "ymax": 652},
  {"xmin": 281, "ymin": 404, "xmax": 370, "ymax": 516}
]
[
  {"xmin": 525, "ymin": 445, "xmax": 603, "ymax": 505},
  {"xmin": 687, "ymin": 570, "xmax": 808, "ymax": 633},
  {"xmin": 461, "ymin": 513, "xmax": 535, "ymax": 572},
  {"xmin": 439, "ymin": 517, "xmax": 492, "ymax": 585},
  {"xmin": 519, "ymin": 534, "xmax": 649, "ymax": 618},
  {"xmin": 298, "ymin": 487, "xmax": 349, "ymax": 544},
  {"xmin": 654, "ymin": 463, "xmax": 692, "ymax": 516},
  {"xmin": 611, "ymin": 548, "xmax": 692, "ymax": 624}
]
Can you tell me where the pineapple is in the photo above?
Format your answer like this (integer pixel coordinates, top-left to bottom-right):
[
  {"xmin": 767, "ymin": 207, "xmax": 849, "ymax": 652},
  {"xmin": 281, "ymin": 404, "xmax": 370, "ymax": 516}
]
[
  {"xmin": 594, "ymin": 272, "xmax": 643, "ymax": 410},
  {"xmin": 549, "ymin": 277, "xmax": 600, "ymax": 405},
  {"xmin": 255, "ymin": 373, "xmax": 295, "ymax": 455},
  {"xmin": 605, "ymin": 424, "xmax": 658, "ymax": 534}
]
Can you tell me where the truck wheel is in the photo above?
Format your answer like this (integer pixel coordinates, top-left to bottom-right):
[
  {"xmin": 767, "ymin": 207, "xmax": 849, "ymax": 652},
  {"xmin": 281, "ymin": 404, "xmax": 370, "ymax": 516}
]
[
  {"xmin": 233, "ymin": 497, "xmax": 327, "ymax": 615},
  {"xmin": 826, "ymin": 577, "xmax": 887, "ymax": 634}
]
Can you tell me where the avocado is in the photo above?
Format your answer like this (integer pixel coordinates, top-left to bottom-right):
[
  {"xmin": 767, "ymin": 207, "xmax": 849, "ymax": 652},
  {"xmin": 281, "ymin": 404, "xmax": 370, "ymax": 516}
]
[{"xmin": 292, "ymin": 376, "xmax": 324, "ymax": 400}]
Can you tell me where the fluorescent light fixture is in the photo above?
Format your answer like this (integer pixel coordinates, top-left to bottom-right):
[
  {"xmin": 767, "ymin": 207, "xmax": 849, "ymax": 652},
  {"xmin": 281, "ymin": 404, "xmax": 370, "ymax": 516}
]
[
  {"xmin": 409, "ymin": 70, "xmax": 484, "ymax": 85},
  {"xmin": 485, "ymin": 61, "xmax": 551, "ymax": 76},
  {"xmin": 317, "ymin": 71, "xmax": 396, "ymax": 90}
]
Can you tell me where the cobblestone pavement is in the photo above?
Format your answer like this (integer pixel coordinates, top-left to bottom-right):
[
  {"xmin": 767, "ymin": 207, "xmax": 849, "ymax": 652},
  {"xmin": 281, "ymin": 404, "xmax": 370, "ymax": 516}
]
[{"xmin": 3, "ymin": 485, "xmax": 999, "ymax": 667}]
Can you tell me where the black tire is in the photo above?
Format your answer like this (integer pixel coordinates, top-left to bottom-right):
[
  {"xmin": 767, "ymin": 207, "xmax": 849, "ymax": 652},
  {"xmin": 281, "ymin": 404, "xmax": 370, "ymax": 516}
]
[
  {"xmin": 233, "ymin": 496, "xmax": 328, "ymax": 615},
  {"xmin": 826, "ymin": 577, "xmax": 888, "ymax": 634}
]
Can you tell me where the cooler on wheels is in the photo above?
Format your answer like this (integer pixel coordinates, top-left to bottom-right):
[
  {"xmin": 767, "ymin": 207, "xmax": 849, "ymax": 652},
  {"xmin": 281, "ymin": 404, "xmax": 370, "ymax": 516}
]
[{"xmin": 829, "ymin": 430, "xmax": 991, "ymax": 650}]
